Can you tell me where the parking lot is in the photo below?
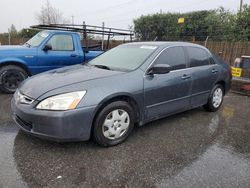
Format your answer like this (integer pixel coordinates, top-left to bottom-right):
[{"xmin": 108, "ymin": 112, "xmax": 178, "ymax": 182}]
[{"xmin": 0, "ymin": 92, "xmax": 249, "ymax": 188}]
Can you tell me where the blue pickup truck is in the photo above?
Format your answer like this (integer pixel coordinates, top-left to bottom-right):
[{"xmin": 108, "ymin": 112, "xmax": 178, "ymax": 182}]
[{"xmin": 0, "ymin": 30, "xmax": 103, "ymax": 93}]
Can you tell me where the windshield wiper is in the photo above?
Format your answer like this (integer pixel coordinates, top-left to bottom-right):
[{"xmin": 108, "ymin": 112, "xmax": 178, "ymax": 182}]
[
  {"xmin": 24, "ymin": 42, "xmax": 31, "ymax": 48},
  {"xmin": 93, "ymin": 65, "xmax": 111, "ymax": 70}
]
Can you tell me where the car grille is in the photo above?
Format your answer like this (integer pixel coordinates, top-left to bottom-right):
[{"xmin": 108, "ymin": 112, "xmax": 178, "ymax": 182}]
[{"xmin": 15, "ymin": 115, "xmax": 33, "ymax": 131}]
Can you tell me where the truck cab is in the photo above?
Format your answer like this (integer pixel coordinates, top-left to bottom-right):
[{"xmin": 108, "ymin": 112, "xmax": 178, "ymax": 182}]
[{"xmin": 0, "ymin": 30, "xmax": 103, "ymax": 93}]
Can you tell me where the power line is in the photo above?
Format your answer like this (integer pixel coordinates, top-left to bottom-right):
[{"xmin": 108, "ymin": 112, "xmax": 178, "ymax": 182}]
[
  {"xmin": 93, "ymin": 0, "xmax": 216, "ymax": 26},
  {"xmin": 171, "ymin": 0, "xmax": 211, "ymax": 11},
  {"xmin": 76, "ymin": 0, "xmax": 138, "ymax": 16}
]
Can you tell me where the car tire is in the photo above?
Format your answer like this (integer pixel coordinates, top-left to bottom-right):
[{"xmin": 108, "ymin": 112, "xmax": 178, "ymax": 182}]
[
  {"xmin": 204, "ymin": 84, "xmax": 224, "ymax": 112},
  {"xmin": 0, "ymin": 65, "xmax": 28, "ymax": 94},
  {"xmin": 93, "ymin": 101, "xmax": 135, "ymax": 147}
]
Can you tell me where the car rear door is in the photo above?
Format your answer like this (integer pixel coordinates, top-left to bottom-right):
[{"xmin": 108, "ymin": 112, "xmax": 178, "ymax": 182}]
[
  {"xmin": 144, "ymin": 46, "xmax": 192, "ymax": 119},
  {"xmin": 185, "ymin": 46, "xmax": 219, "ymax": 107}
]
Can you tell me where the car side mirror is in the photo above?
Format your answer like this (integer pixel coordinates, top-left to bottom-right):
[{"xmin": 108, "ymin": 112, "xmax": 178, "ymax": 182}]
[
  {"xmin": 147, "ymin": 64, "xmax": 171, "ymax": 75},
  {"xmin": 43, "ymin": 44, "xmax": 52, "ymax": 51}
]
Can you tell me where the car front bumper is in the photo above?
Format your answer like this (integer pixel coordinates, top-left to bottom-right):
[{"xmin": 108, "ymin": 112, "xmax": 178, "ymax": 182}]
[{"xmin": 11, "ymin": 98, "xmax": 96, "ymax": 142}]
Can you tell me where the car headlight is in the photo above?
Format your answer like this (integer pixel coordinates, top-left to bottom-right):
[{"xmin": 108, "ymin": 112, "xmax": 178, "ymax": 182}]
[{"xmin": 36, "ymin": 91, "xmax": 86, "ymax": 110}]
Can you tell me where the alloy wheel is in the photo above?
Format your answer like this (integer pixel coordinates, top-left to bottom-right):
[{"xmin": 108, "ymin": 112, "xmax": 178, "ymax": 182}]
[{"xmin": 212, "ymin": 88, "xmax": 223, "ymax": 108}]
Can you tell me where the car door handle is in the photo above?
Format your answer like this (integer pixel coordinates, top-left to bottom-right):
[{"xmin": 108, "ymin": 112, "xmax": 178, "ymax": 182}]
[
  {"xmin": 181, "ymin": 74, "xmax": 191, "ymax": 80},
  {"xmin": 70, "ymin": 54, "xmax": 78, "ymax": 57},
  {"xmin": 212, "ymin": 69, "xmax": 218, "ymax": 74}
]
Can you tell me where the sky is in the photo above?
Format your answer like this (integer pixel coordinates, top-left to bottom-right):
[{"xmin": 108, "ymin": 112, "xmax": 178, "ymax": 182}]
[{"xmin": 0, "ymin": 0, "xmax": 250, "ymax": 33}]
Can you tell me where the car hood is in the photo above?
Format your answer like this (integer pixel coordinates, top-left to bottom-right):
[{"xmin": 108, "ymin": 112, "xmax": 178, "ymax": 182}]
[
  {"xmin": 0, "ymin": 45, "xmax": 34, "ymax": 56},
  {"xmin": 20, "ymin": 64, "xmax": 123, "ymax": 99},
  {"xmin": 0, "ymin": 45, "xmax": 26, "ymax": 50}
]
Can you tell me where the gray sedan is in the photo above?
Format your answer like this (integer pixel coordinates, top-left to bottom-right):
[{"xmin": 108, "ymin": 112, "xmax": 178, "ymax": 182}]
[{"xmin": 11, "ymin": 42, "xmax": 231, "ymax": 146}]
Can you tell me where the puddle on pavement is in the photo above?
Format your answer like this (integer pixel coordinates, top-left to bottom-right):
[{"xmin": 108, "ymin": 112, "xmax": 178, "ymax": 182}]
[{"xmin": 0, "ymin": 93, "xmax": 249, "ymax": 187}]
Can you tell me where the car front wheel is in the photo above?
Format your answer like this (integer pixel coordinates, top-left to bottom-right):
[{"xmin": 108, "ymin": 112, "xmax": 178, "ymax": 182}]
[
  {"xmin": 0, "ymin": 65, "xmax": 28, "ymax": 94},
  {"xmin": 204, "ymin": 84, "xmax": 224, "ymax": 112},
  {"xmin": 93, "ymin": 101, "xmax": 135, "ymax": 147}
]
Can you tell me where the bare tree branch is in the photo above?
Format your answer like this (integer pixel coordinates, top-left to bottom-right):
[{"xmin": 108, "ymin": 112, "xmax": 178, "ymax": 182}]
[{"xmin": 36, "ymin": 0, "xmax": 70, "ymax": 25}]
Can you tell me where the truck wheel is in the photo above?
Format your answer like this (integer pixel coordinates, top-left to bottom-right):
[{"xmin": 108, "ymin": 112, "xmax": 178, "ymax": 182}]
[
  {"xmin": 93, "ymin": 101, "xmax": 135, "ymax": 147},
  {"xmin": 204, "ymin": 84, "xmax": 224, "ymax": 112},
  {"xmin": 0, "ymin": 65, "xmax": 28, "ymax": 94}
]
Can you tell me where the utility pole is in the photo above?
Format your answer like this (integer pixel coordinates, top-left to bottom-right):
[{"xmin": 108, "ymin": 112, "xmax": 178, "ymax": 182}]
[
  {"xmin": 240, "ymin": 0, "xmax": 243, "ymax": 12},
  {"xmin": 71, "ymin": 15, "xmax": 74, "ymax": 25},
  {"xmin": 102, "ymin": 22, "xmax": 105, "ymax": 51},
  {"xmin": 8, "ymin": 29, "xmax": 11, "ymax": 45}
]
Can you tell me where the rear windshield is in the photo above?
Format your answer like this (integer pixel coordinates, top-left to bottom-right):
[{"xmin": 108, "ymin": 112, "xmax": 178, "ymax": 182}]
[
  {"xmin": 242, "ymin": 58, "xmax": 250, "ymax": 69},
  {"xmin": 88, "ymin": 45, "xmax": 158, "ymax": 71}
]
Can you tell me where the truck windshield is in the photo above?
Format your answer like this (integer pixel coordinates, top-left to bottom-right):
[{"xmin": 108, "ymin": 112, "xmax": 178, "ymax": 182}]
[
  {"xmin": 88, "ymin": 45, "xmax": 158, "ymax": 71},
  {"xmin": 26, "ymin": 31, "xmax": 50, "ymax": 47}
]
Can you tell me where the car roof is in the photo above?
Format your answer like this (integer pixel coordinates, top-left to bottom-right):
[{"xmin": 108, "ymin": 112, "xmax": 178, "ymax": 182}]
[
  {"xmin": 122, "ymin": 41, "xmax": 206, "ymax": 49},
  {"xmin": 42, "ymin": 30, "xmax": 79, "ymax": 35}
]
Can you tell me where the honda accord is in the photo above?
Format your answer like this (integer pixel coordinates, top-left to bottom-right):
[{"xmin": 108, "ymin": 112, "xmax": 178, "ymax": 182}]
[{"xmin": 11, "ymin": 42, "xmax": 231, "ymax": 146}]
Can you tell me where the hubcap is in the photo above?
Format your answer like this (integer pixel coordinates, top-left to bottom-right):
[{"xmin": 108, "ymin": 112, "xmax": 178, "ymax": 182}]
[
  {"xmin": 212, "ymin": 88, "xmax": 223, "ymax": 108},
  {"xmin": 2, "ymin": 70, "xmax": 25, "ymax": 91},
  {"xmin": 102, "ymin": 109, "xmax": 130, "ymax": 140}
]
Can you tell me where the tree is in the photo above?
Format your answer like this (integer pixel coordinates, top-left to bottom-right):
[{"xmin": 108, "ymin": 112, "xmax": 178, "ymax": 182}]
[
  {"xmin": 235, "ymin": 4, "xmax": 250, "ymax": 41},
  {"xmin": 18, "ymin": 28, "xmax": 40, "ymax": 38},
  {"xmin": 205, "ymin": 7, "xmax": 236, "ymax": 41},
  {"xmin": 134, "ymin": 13, "xmax": 181, "ymax": 41},
  {"xmin": 181, "ymin": 10, "xmax": 211, "ymax": 41},
  {"xmin": 9, "ymin": 24, "xmax": 18, "ymax": 37},
  {"xmin": 36, "ymin": 0, "xmax": 69, "ymax": 24},
  {"xmin": 133, "ymin": 9, "xmax": 245, "ymax": 41},
  {"xmin": 134, "ymin": 11, "xmax": 215, "ymax": 41}
]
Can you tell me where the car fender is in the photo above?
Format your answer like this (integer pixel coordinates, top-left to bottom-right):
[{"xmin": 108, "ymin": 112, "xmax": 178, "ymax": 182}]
[
  {"xmin": 0, "ymin": 58, "xmax": 31, "ymax": 76},
  {"xmin": 93, "ymin": 91, "xmax": 143, "ymax": 123}
]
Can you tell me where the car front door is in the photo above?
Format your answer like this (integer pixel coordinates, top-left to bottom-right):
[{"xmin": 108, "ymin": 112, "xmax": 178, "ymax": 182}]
[
  {"xmin": 144, "ymin": 46, "xmax": 192, "ymax": 120},
  {"xmin": 185, "ymin": 47, "xmax": 219, "ymax": 107},
  {"xmin": 37, "ymin": 34, "xmax": 82, "ymax": 73}
]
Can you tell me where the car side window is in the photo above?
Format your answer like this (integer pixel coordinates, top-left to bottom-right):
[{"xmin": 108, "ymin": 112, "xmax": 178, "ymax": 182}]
[
  {"xmin": 46, "ymin": 34, "xmax": 74, "ymax": 51},
  {"xmin": 209, "ymin": 57, "xmax": 216, "ymax": 64},
  {"xmin": 154, "ymin": 47, "xmax": 186, "ymax": 71},
  {"xmin": 186, "ymin": 47, "xmax": 210, "ymax": 67}
]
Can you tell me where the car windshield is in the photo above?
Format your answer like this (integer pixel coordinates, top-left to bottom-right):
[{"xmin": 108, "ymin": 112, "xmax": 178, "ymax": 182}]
[
  {"xmin": 25, "ymin": 31, "xmax": 50, "ymax": 47},
  {"xmin": 88, "ymin": 45, "xmax": 158, "ymax": 71}
]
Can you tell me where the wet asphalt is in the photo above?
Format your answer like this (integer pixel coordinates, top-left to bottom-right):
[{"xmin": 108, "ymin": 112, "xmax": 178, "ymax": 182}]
[{"xmin": 0, "ymin": 92, "xmax": 249, "ymax": 188}]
